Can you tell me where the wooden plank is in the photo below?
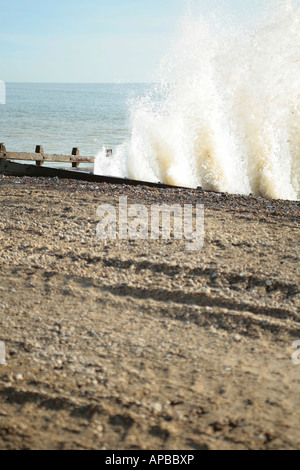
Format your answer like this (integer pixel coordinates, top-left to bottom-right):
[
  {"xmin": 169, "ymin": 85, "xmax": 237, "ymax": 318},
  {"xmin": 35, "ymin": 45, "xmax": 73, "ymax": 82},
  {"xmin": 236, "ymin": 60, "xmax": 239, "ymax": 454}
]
[
  {"xmin": 0, "ymin": 151, "xmax": 94, "ymax": 163},
  {"xmin": 0, "ymin": 159, "xmax": 187, "ymax": 189}
]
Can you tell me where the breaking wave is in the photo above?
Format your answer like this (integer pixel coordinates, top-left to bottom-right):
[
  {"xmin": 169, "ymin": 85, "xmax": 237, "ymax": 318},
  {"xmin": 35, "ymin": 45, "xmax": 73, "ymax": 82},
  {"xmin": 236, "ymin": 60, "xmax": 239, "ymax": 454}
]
[{"xmin": 96, "ymin": 1, "xmax": 300, "ymax": 200}]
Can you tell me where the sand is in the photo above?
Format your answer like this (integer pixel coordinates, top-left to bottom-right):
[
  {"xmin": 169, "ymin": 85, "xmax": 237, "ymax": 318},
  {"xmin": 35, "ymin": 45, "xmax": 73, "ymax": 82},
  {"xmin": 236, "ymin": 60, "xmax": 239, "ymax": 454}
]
[{"xmin": 0, "ymin": 175, "xmax": 299, "ymax": 450}]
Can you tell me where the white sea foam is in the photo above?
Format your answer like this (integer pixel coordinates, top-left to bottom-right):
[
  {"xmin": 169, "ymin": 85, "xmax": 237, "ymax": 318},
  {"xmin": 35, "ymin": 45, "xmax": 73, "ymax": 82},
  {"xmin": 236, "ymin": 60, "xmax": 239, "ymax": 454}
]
[
  {"xmin": 94, "ymin": 144, "xmax": 128, "ymax": 178},
  {"xmin": 95, "ymin": 0, "xmax": 300, "ymax": 200}
]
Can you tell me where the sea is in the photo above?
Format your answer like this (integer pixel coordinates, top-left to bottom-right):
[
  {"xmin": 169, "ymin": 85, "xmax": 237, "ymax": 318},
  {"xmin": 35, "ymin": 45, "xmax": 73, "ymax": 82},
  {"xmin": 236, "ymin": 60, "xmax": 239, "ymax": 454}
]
[
  {"xmin": 1, "ymin": 1, "xmax": 299, "ymax": 200},
  {"xmin": 0, "ymin": 82, "xmax": 151, "ymax": 166}
]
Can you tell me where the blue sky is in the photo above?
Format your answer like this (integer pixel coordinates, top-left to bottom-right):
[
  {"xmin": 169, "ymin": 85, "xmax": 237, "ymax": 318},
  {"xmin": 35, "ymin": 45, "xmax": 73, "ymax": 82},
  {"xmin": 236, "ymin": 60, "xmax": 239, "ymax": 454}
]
[{"xmin": 0, "ymin": 0, "xmax": 274, "ymax": 83}]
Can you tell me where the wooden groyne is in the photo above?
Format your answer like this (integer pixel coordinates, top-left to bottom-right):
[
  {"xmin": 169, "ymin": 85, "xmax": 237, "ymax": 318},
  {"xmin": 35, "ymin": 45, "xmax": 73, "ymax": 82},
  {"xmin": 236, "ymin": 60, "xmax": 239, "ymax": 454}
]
[
  {"xmin": 0, "ymin": 143, "xmax": 188, "ymax": 190},
  {"xmin": 0, "ymin": 159, "xmax": 187, "ymax": 189},
  {"xmin": 0, "ymin": 143, "xmax": 107, "ymax": 168}
]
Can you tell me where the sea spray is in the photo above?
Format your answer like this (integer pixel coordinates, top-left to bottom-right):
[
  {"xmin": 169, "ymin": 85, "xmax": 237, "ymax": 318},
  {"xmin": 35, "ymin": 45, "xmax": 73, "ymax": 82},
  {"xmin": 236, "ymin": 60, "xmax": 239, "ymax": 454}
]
[
  {"xmin": 95, "ymin": 1, "xmax": 300, "ymax": 200},
  {"xmin": 94, "ymin": 143, "xmax": 128, "ymax": 179}
]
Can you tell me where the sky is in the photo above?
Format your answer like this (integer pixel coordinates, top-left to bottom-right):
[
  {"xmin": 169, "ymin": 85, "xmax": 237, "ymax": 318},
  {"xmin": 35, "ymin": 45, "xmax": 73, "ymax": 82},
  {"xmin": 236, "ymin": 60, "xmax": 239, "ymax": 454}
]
[{"xmin": 0, "ymin": 0, "xmax": 277, "ymax": 83}]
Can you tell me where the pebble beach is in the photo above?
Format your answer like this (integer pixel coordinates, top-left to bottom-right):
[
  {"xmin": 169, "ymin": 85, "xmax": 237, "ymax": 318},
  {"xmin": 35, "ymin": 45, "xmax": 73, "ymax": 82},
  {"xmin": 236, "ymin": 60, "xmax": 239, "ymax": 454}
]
[{"xmin": 0, "ymin": 175, "xmax": 299, "ymax": 449}]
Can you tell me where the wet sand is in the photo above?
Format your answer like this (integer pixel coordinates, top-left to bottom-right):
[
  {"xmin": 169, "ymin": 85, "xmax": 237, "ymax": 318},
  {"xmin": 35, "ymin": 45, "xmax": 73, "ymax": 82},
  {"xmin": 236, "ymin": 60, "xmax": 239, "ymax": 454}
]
[{"xmin": 0, "ymin": 175, "xmax": 299, "ymax": 450}]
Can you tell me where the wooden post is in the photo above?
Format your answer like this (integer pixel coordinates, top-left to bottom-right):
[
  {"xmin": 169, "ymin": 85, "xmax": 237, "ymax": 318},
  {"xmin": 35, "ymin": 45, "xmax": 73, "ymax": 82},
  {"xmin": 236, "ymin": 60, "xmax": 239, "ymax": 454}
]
[
  {"xmin": 35, "ymin": 145, "xmax": 44, "ymax": 166},
  {"xmin": 0, "ymin": 143, "xmax": 6, "ymax": 153},
  {"xmin": 72, "ymin": 148, "xmax": 80, "ymax": 168},
  {"xmin": 35, "ymin": 145, "xmax": 44, "ymax": 154}
]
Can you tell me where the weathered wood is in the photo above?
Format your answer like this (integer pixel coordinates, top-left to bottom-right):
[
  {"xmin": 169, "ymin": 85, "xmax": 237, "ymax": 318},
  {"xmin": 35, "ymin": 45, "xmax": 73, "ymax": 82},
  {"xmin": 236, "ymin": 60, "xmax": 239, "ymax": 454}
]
[
  {"xmin": 0, "ymin": 143, "xmax": 6, "ymax": 152},
  {"xmin": 0, "ymin": 151, "xmax": 94, "ymax": 163},
  {"xmin": 72, "ymin": 148, "xmax": 80, "ymax": 156},
  {"xmin": 0, "ymin": 159, "xmax": 185, "ymax": 189},
  {"xmin": 35, "ymin": 145, "xmax": 44, "ymax": 154},
  {"xmin": 35, "ymin": 146, "xmax": 44, "ymax": 166},
  {"xmin": 72, "ymin": 148, "xmax": 80, "ymax": 167}
]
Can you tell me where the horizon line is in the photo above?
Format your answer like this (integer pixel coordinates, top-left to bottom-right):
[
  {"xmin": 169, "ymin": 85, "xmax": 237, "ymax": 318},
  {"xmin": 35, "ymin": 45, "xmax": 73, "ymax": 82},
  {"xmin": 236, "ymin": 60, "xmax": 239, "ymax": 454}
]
[{"xmin": 5, "ymin": 81, "xmax": 157, "ymax": 85}]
